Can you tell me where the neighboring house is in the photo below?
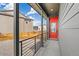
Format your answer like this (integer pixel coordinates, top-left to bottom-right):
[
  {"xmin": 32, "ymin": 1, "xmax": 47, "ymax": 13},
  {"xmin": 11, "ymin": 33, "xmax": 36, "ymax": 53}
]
[
  {"xmin": 0, "ymin": 10, "xmax": 33, "ymax": 34},
  {"xmin": 33, "ymin": 26, "xmax": 39, "ymax": 32},
  {"xmin": 33, "ymin": 24, "xmax": 46, "ymax": 32},
  {"xmin": 0, "ymin": 10, "xmax": 33, "ymax": 56}
]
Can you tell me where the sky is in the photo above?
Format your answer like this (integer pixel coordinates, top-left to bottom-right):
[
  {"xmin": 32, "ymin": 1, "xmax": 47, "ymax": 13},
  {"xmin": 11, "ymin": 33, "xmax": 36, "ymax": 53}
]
[
  {"xmin": 0, "ymin": 3, "xmax": 13, "ymax": 10},
  {"xmin": 0, "ymin": 3, "xmax": 46, "ymax": 26},
  {"xmin": 19, "ymin": 3, "xmax": 47, "ymax": 26}
]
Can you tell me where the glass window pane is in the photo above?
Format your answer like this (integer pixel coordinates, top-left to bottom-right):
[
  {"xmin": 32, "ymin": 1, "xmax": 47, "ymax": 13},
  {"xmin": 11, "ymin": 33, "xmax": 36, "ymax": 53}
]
[
  {"xmin": 43, "ymin": 18, "xmax": 47, "ymax": 32},
  {"xmin": 0, "ymin": 3, "xmax": 14, "ymax": 56},
  {"xmin": 19, "ymin": 3, "xmax": 42, "ymax": 56},
  {"xmin": 43, "ymin": 18, "xmax": 47, "ymax": 42}
]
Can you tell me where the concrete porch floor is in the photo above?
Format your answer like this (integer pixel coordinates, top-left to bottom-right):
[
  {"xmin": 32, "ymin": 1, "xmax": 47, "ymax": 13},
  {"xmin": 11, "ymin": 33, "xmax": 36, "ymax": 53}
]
[{"xmin": 35, "ymin": 40, "xmax": 60, "ymax": 56}]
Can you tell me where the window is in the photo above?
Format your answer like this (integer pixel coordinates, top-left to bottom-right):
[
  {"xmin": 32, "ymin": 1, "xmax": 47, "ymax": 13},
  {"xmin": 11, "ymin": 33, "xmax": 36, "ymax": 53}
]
[
  {"xmin": 43, "ymin": 18, "xmax": 47, "ymax": 42},
  {"xmin": 0, "ymin": 3, "xmax": 14, "ymax": 56},
  {"xmin": 51, "ymin": 23, "xmax": 56, "ymax": 32},
  {"xmin": 19, "ymin": 3, "xmax": 42, "ymax": 56}
]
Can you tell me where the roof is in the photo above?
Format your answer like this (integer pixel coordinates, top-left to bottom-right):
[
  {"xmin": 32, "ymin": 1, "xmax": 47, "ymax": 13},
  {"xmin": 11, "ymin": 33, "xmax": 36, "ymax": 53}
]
[{"xmin": 0, "ymin": 10, "xmax": 33, "ymax": 21}]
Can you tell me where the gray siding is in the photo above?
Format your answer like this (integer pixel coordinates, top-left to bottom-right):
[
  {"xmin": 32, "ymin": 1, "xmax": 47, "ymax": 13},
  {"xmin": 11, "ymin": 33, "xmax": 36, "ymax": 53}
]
[{"xmin": 58, "ymin": 3, "xmax": 79, "ymax": 56}]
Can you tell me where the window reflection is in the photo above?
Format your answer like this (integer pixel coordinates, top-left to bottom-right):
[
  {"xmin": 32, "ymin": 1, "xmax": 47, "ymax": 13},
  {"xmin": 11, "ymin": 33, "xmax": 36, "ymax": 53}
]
[
  {"xmin": 0, "ymin": 3, "xmax": 14, "ymax": 56},
  {"xmin": 19, "ymin": 3, "xmax": 42, "ymax": 40},
  {"xmin": 43, "ymin": 18, "xmax": 47, "ymax": 42},
  {"xmin": 19, "ymin": 3, "xmax": 42, "ymax": 56}
]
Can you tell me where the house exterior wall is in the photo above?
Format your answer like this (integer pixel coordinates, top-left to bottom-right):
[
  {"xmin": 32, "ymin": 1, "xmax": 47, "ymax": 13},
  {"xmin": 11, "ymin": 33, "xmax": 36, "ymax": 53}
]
[{"xmin": 58, "ymin": 3, "xmax": 79, "ymax": 56}]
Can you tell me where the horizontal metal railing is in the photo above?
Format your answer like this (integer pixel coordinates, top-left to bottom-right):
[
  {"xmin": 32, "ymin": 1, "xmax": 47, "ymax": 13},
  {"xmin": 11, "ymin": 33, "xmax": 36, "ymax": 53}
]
[{"xmin": 19, "ymin": 33, "xmax": 47, "ymax": 56}]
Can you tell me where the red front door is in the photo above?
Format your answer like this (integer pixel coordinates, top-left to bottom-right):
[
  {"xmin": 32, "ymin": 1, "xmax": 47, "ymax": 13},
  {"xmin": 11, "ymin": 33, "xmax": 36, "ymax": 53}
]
[{"xmin": 49, "ymin": 16, "xmax": 58, "ymax": 40}]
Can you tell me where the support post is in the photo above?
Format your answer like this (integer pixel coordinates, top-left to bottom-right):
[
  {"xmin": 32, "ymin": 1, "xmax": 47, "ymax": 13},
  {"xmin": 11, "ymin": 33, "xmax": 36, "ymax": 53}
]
[
  {"xmin": 41, "ymin": 10, "xmax": 44, "ymax": 47},
  {"xmin": 14, "ymin": 3, "xmax": 19, "ymax": 56}
]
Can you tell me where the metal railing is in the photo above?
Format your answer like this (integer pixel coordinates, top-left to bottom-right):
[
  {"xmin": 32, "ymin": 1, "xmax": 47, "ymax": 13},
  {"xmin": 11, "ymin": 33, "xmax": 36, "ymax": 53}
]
[{"xmin": 19, "ymin": 33, "xmax": 47, "ymax": 56}]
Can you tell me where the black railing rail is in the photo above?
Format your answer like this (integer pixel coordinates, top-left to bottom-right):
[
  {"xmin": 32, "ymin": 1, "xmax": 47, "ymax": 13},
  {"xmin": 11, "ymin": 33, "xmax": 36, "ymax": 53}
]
[
  {"xmin": 19, "ymin": 33, "xmax": 47, "ymax": 56},
  {"xmin": 19, "ymin": 33, "xmax": 41, "ymax": 42}
]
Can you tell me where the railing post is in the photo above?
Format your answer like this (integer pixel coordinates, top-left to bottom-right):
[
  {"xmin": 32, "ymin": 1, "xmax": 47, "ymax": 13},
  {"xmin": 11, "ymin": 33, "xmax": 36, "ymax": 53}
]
[
  {"xmin": 20, "ymin": 42, "xmax": 22, "ymax": 56},
  {"xmin": 34, "ymin": 37, "xmax": 36, "ymax": 54},
  {"xmin": 44, "ymin": 33, "xmax": 46, "ymax": 42}
]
